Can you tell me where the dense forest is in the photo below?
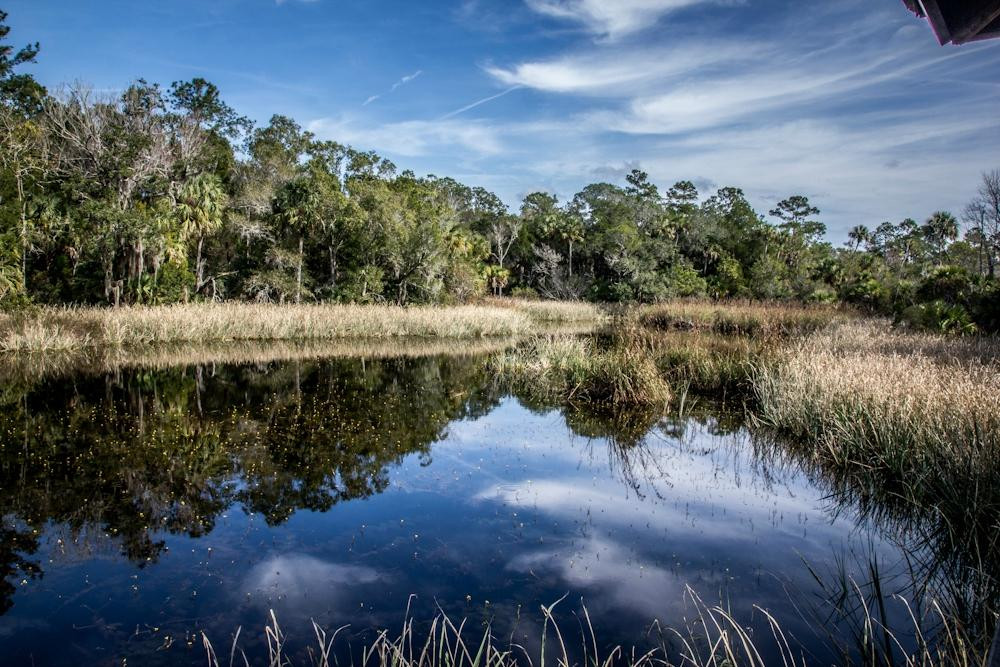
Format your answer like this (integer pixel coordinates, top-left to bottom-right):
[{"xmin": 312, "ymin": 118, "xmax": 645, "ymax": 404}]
[{"xmin": 1, "ymin": 12, "xmax": 998, "ymax": 332}]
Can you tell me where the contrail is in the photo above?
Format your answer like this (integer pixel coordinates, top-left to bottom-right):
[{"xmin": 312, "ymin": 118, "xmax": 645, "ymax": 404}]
[{"xmin": 440, "ymin": 86, "xmax": 522, "ymax": 119}]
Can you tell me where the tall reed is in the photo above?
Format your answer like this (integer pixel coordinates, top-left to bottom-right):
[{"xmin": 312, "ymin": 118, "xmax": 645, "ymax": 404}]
[{"xmin": 752, "ymin": 320, "xmax": 1000, "ymax": 483}]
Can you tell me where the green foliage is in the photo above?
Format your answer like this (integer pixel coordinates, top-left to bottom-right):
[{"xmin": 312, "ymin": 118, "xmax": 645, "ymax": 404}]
[
  {"xmin": 900, "ymin": 300, "xmax": 978, "ymax": 335},
  {"xmin": 916, "ymin": 265, "xmax": 976, "ymax": 304},
  {"xmin": 665, "ymin": 260, "xmax": 707, "ymax": 297},
  {"xmin": 842, "ymin": 274, "xmax": 887, "ymax": 310},
  {"xmin": 709, "ymin": 254, "xmax": 747, "ymax": 297},
  {"xmin": 337, "ymin": 265, "xmax": 385, "ymax": 304}
]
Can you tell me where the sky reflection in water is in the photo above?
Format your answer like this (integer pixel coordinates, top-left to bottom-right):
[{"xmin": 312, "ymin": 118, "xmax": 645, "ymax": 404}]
[{"xmin": 0, "ymin": 354, "xmax": 912, "ymax": 665}]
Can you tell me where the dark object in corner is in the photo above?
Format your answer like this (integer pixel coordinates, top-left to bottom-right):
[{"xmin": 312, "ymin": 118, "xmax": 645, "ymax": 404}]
[{"xmin": 902, "ymin": 0, "xmax": 1000, "ymax": 44}]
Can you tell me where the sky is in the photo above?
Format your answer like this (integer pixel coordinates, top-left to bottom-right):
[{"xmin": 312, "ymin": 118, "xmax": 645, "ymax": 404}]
[{"xmin": 5, "ymin": 0, "xmax": 1000, "ymax": 241}]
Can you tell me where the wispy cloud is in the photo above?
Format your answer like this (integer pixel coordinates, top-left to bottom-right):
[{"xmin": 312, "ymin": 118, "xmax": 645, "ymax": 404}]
[
  {"xmin": 392, "ymin": 69, "xmax": 423, "ymax": 90},
  {"xmin": 363, "ymin": 69, "xmax": 424, "ymax": 106},
  {"xmin": 486, "ymin": 41, "xmax": 756, "ymax": 95},
  {"xmin": 308, "ymin": 115, "xmax": 504, "ymax": 157},
  {"xmin": 440, "ymin": 86, "xmax": 522, "ymax": 119},
  {"xmin": 524, "ymin": 0, "xmax": 737, "ymax": 40}
]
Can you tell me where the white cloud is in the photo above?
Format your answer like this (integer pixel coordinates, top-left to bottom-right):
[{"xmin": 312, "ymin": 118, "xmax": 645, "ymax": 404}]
[
  {"xmin": 308, "ymin": 116, "xmax": 505, "ymax": 157},
  {"xmin": 486, "ymin": 42, "xmax": 753, "ymax": 95},
  {"xmin": 363, "ymin": 70, "xmax": 424, "ymax": 106},
  {"xmin": 507, "ymin": 536, "xmax": 685, "ymax": 619},
  {"xmin": 392, "ymin": 70, "xmax": 423, "ymax": 91},
  {"xmin": 524, "ymin": 0, "xmax": 732, "ymax": 40}
]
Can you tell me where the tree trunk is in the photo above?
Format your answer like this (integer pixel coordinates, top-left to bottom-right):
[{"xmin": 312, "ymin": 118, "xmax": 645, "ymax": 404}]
[
  {"xmin": 568, "ymin": 240, "xmax": 573, "ymax": 278},
  {"xmin": 16, "ymin": 172, "xmax": 27, "ymax": 293},
  {"xmin": 296, "ymin": 236, "xmax": 304, "ymax": 304},
  {"xmin": 329, "ymin": 245, "xmax": 337, "ymax": 292},
  {"xmin": 104, "ymin": 254, "xmax": 115, "ymax": 307},
  {"xmin": 196, "ymin": 235, "xmax": 205, "ymax": 294}
]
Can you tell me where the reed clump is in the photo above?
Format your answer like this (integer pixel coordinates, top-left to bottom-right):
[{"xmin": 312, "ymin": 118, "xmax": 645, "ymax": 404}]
[
  {"xmin": 753, "ymin": 320, "xmax": 1000, "ymax": 496},
  {"xmin": 0, "ymin": 320, "xmax": 86, "ymax": 353},
  {"xmin": 637, "ymin": 300, "xmax": 843, "ymax": 338},
  {"xmin": 490, "ymin": 336, "xmax": 671, "ymax": 407},
  {"xmin": 618, "ymin": 326, "xmax": 770, "ymax": 395}
]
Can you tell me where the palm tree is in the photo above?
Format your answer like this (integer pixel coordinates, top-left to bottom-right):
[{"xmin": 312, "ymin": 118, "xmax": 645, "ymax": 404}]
[
  {"xmin": 922, "ymin": 211, "xmax": 959, "ymax": 256},
  {"xmin": 177, "ymin": 173, "xmax": 228, "ymax": 297},
  {"xmin": 275, "ymin": 177, "xmax": 324, "ymax": 303},
  {"xmin": 847, "ymin": 224, "xmax": 870, "ymax": 251}
]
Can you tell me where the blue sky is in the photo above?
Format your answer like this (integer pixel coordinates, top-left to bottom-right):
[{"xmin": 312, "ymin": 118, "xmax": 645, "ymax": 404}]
[{"xmin": 6, "ymin": 0, "xmax": 1000, "ymax": 240}]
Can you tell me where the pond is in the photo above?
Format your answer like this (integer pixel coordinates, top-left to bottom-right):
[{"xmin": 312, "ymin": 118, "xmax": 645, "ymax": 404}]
[{"xmin": 0, "ymin": 348, "xmax": 993, "ymax": 665}]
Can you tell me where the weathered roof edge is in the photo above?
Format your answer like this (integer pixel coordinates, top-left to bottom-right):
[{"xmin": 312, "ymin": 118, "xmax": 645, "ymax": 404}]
[{"xmin": 902, "ymin": 0, "xmax": 1000, "ymax": 44}]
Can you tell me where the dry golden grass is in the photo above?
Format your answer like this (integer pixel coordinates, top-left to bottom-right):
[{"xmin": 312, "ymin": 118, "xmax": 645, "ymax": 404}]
[
  {"xmin": 482, "ymin": 297, "xmax": 607, "ymax": 323},
  {"xmin": 637, "ymin": 300, "xmax": 845, "ymax": 337},
  {"xmin": 0, "ymin": 320, "xmax": 85, "ymax": 352},
  {"xmin": 0, "ymin": 300, "xmax": 607, "ymax": 355},
  {"xmin": 0, "ymin": 337, "xmax": 525, "ymax": 383},
  {"xmin": 0, "ymin": 302, "xmax": 586, "ymax": 353},
  {"xmin": 754, "ymin": 320, "xmax": 1000, "ymax": 475}
]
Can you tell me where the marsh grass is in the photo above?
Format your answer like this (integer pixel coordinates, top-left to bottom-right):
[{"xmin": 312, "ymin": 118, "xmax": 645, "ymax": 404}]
[
  {"xmin": 202, "ymin": 591, "xmax": 806, "ymax": 667},
  {"xmin": 489, "ymin": 336, "xmax": 671, "ymax": 407},
  {"xmin": 483, "ymin": 297, "xmax": 607, "ymax": 323},
  {"xmin": 618, "ymin": 327, "xmax": 768, "ymax": 396},
  {"xmin": 0, "ymin": 320, "xmax": 85, "ymax": 352},
  {"xmin": 0, "ymin": 301, "xmax": 598, "ymax": 355},
  {"xmin": 637, "ymin": 301, "xmax": 844, "ymax": 338},
  {"xmin": 752, "ymin": 321, "xmax": 1000, "ymax": 489},
  {"xmin": 0, "ymin": 336, "xmax": 530, "ymax": 384}
]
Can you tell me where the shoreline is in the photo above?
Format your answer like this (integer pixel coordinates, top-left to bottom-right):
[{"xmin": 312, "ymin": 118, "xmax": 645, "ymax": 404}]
[{"xmin": 0, "ymin": 300, "xmax": 605, "ymax": 355}]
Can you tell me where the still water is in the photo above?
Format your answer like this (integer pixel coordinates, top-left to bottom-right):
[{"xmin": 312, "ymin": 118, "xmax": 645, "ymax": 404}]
[{"xmin": 0, "ymin": 350, "xmax": 986, "ymax": 665}]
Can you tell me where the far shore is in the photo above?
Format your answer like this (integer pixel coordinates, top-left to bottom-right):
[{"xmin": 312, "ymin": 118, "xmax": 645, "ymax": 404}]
[{"xmin": 0, "ymin": 299, "xmax": 604, "ymax": 355}]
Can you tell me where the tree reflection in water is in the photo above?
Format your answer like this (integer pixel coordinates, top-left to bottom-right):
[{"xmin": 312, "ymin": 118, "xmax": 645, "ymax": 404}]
[{"xmin": 0, "ymin": 353, "xmax": 501, "ymax": 613}]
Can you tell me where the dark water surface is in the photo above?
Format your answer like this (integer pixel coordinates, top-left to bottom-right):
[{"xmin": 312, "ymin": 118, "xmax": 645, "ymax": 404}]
[{"xmin": 0, "ymin": 351, "xmax": 990, "ymax": 665}]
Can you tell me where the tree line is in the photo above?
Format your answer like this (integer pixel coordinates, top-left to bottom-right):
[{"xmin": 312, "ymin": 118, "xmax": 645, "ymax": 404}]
[{"xmin": 0, "ymin": 12, "xmax": 997, "ymax": 331}]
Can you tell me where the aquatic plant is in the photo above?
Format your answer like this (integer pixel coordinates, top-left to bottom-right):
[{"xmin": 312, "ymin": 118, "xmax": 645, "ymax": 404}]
[{"xmin": 489, "ymin": 336, "xmax": 671, "ymax": 407}]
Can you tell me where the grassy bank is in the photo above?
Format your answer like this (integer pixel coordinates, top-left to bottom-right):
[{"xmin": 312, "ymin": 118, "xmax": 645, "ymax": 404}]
[
  {"xmin": 492, "ymin": 303, "xmax": 1000, "ymax": 555},
  {"xmin": 636, "ymin": 300, "xmax": 845, "ymax": 337},
  {"xmin": 0, "ymin": 300, "xmax": 604, "ymax": 353},
  {"xmin": 752, "ymin": 320, "xmax": 1000, "ymax": 510}
]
